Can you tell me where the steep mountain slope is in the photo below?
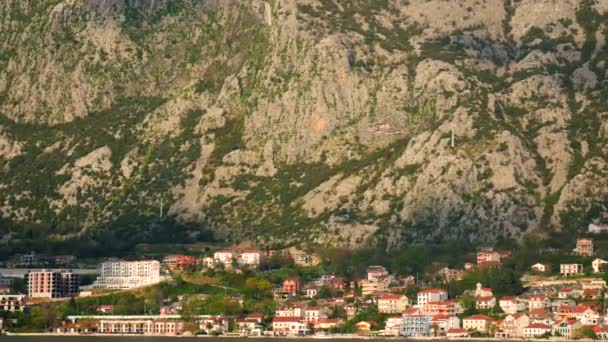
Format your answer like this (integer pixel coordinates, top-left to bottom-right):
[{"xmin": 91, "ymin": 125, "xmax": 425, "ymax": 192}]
[{"xmin": 0, "ymin": 0, "xmax": 607, "ymax": 253}]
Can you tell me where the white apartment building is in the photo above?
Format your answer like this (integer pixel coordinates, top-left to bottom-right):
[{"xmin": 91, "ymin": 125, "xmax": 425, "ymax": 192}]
[
  {"xmin": 560, "ymin": 264, "xmax": 583, "ymax": 276},
  {"xmin": 238, "ymin": 251, "xmax": 263, "ymax": 267},
  {"xmin": 417, "ymin": 289, "xmax": 448, "ymax": 306},
  {"xmin": 214, "ymin": 251, "xmax": 234, "ymax": 265},
  {"xmin": 93, "ymin": 260, "xmax": 161, "ymax": 289}
]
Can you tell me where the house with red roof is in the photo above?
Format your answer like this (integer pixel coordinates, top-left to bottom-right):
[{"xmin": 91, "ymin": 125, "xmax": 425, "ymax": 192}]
[
  {"xmin": 463, "ymin": 314, "xmax": 494, "ymax": 333},
  {"xmin": 558, "ymin": 287, "xmax": 581, "ymax": 299},
  {"xmin": 496, "ymin": 313, "xmax": 529, "ymax": 338},
  {"xmin": 583, "ymin": 288, "xmax": 601, "ymax": 300},
  {"xmin": 475, "ymin": 283, "xmax": 493, "ymax": 297},
  {"xmin": 377, "ymin": 294, "xmax": 409, "ymax": 313},
  {"xmin": 523, "ymin": 323, "xmax": 553, "ymax": 338},
  {"xmin": 403, "ymin": 307, "xmax": 422, "ymax": 316},
  {"xmin": 529, "ymin": 308, "xmax": 550, "ymax": 320},
  {"xmin": 272, "ymin": 317, "xmax": 308, "ymax": 336},
  {"xmin": 314, "ymin": 318, "xmax": 343, "ymax": 330},
  {"xmin": 446, "ymin": 328, "xmax": 469, "ymax": 338},
  {"xmin": 476, "ymin": 296, "xmax": 496, "ymax": 310},
  {"xmin": 572, "ymin": 305, "xmax": 600, "ymax": 325},
  {"xmin": 355, "ymin": 320, "xmax": 378, "ymax": 332}
]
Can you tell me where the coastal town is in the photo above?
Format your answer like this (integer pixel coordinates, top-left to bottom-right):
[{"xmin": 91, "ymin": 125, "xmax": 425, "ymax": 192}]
[{"xmin": 2, "ymin": 224, "xmax": 608, "ymax": 339}]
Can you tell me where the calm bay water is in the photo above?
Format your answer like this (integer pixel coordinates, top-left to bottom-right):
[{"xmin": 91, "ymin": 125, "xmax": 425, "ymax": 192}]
[{"xmin": 0, "ymin": 337, "xmax": 403, "ymax": 342}]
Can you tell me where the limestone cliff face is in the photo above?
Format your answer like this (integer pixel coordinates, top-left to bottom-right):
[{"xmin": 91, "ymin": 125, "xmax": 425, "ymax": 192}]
[{"xmin": 0, "ymin": 0, "xmax": 607, "ymax": 250}]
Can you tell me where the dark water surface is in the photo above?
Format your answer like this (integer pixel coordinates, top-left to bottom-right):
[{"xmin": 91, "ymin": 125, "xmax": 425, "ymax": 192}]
[{"xmin": 0, "ymin": 337, "xmax": 401, "ymax": 342}]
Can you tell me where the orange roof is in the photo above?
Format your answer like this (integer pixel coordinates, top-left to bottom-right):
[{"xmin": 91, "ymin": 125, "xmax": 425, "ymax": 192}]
[
  {"xmin": 431, "ymin": 314, "xmax": 452, "ymax": 321},
  {"xmin": 477, "ymin": 296, "xmax": 494, "ymax": 301},
  {"xmin": 530, "ymin": 308, "xmax": 547, "ymax": 315},
  {"xmin": 573, "ymin": 306, "xmax": 594, "ymax": 313},
  {"xmin": 447, "ymin": 328, "xmax": 467, "ymax": 333},
  {"xmin": 403, "ymin": 308, "xmax": 421, "ymax": 315},
  {"xmin": 500, "ymin": 296, "xmax": 516, "ymax": 301}
]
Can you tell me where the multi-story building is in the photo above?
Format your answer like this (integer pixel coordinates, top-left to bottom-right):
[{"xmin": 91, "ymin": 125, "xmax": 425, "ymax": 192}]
[
  {"xmin": 283, "ymin": 277, "xmax": 301, "ymax": 295},
  {"xmin": 27, "ymin": 270, "xmax": 79, "ymax": 298},
  {"xmin": 99, "ymin": 318, "xmax": 183, "ymax": 335},
  {"xmin": 377, "ymin": 294, "xmax": 409, "ymax": 313},
  {"xmin": 497, "ymin": 313, "xmax": 529, "ymax": 338},
  {"xmin": 417, "ymin": 288, "xmax": 448, "ymax": 306},
  {"xmin": 272, "ymin": 317, "xmax": 308, "ymax": 336},
  {"xmin": 0, "ymin": 294, "xmax": 26, "ymax": 312},
  {"xmin": 422, "ymin": 300, "xmax": 457, "ymax": 316},
  {"xmin": 366, "ymin": 266, "xmax": 389, "ymax": 282},
  {"xmin": 92, "ymin": 260, "xmax": 161, "ymax": 289},
  {"xmin": 360, "ymin": 279, "xmax": 388, "ymax": 296},
  {"xmin": 560, "ymin": 264, "xmax": 583, "ymax": 276},
  {"xmin": 575, "ymin": 238, "xmax": 593, "ymax": 256},
  {"xmin": 429, "ymin": 315, "xmax": 460, "ymax": 334},
  {"xmin": 436, "ymin": 267, "xmax": 464, "ymax": 283},
  {"xmin": 17, "ymin": 253, "xmax": 38, "ymax": 267},
  {"xmin": 523, "ymin": 323, "xmax": 553, "ymax": 338},
  {"xmin": 476, "ymin": 251, "xmax": 501, "ymax": 266},
  {"xmin": 54, "ymin": 255, "xmax": 76, "ymax": 266},
  {"xmin": 401, "ymin": 315, "xmax": 430, "ymax": 337},
  {"xmin": 476, "ymin": 296, "xmax": 496, "ymax": 310},
  {"xmin": 163, "ymin": 255, "xmax": 196, "ymax": 270},
  {"xmin": 304, "ymin": 307, "xmax": 327, "ymax": 323},
  {"xmin": 463, "ymin": 314, "xmax": 493, "ymax": 333},
  {"xmin": 553, "ymin": 319, "xmax": 580, "ymax": 340},
  {"xmin": 213, "ymin": 251, "xmax": 234, "ymax": 266},
  {"xmin": 385, "ymin": 316, "xmax": 404, "ymax": 336},
  {"xmin": 238, "ymin": 250, "xmax": 263, "ymax": 268}
]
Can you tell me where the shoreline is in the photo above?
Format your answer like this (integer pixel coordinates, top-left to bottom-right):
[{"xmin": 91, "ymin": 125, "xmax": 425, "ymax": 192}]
[{"xmin": 2, "ymin": 332, "xmax": 587, "ymax": 341}]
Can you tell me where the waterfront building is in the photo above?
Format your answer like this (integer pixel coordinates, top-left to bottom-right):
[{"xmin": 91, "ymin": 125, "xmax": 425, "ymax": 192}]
[{"xmin": 401, "ymin": 315, "xmax": 430, "ymax": 337}]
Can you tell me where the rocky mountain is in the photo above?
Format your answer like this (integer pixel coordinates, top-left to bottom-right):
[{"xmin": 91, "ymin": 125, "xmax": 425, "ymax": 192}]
[{"xmin": 0, "ymin": 0, "xmax": 607, "ymax": 253}]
